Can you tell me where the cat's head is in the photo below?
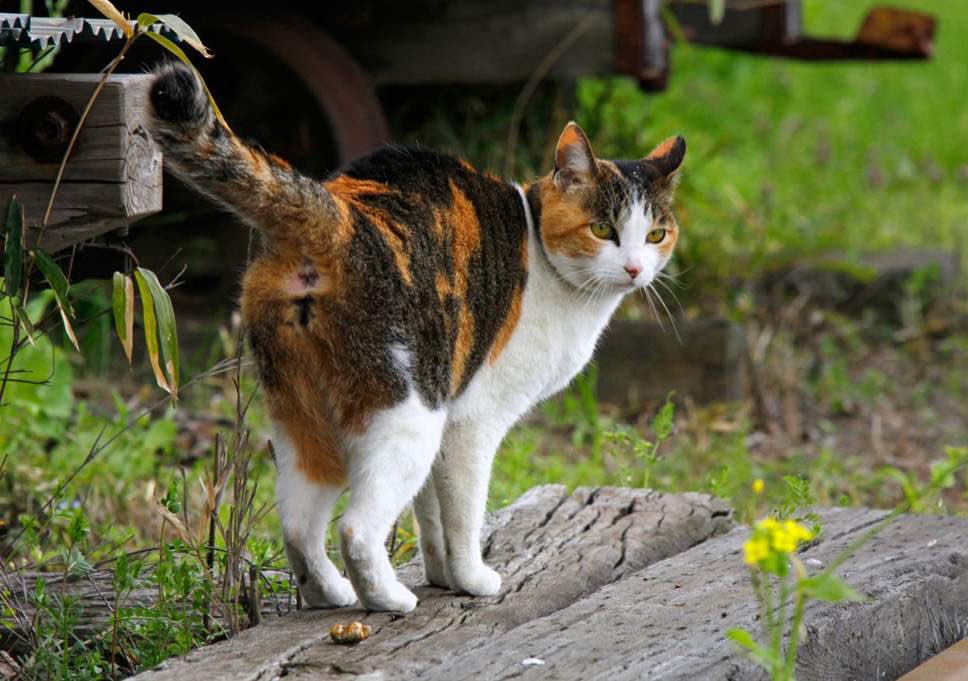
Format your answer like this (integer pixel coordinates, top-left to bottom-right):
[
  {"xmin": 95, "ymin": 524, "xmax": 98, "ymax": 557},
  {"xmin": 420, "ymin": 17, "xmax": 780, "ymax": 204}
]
[{"xmin": 536, "ymin": 122, "xmax": 685, "ymax": 294}]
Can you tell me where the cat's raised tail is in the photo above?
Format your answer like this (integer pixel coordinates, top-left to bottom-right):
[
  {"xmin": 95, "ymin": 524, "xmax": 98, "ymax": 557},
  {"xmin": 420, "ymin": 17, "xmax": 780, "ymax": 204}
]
[{"xmin": 146, "ymin": 62, "xmax": 336, "ymax": 242}]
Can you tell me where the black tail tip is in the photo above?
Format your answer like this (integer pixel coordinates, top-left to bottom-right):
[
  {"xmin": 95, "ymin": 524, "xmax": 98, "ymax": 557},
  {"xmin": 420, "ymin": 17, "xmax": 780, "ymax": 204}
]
[{"xmin": 149, "ymin": 61, "xmax": 207, "ymax": 126}]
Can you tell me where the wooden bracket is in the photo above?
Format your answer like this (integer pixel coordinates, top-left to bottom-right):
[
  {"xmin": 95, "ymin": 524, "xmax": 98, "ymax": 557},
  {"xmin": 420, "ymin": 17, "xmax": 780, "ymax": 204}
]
[{"xmin": 0, "ymin": 73, "xmax": 162, "ymax": 253}]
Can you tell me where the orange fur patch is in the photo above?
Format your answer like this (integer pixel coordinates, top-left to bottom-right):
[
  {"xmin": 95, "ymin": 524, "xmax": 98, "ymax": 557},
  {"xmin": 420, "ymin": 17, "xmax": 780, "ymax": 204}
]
[
  {"xmin": 241, "ymin": 249, "xmax": 406, "ymax": 483},
  {"xmin": 557, "ymin": 124, "xmax": 585, "ymax": 153},
  {"xmin": 325, "ymin": 176, "xmax": 414, "ymax": 286},
  {"xmin": 657, "ymin": 220, "xmax": 679, "ymax": 259},
  {"xmin": 647, "ymin": 137, "xmax": 678, "ymax": 160},
  {"xmin": 444, "ymin": 181, "xmax": 483, "ymax": 394},
  {"xmin": 277, "ymin": 409, "xmax": 346, "ymax": 484},
  {"xmin": 537, "ymin": 178, "xmax": 601, "ymax": 259},
  {"xmin": 488, "ymin": 232, "xmax": 528, "ymax": 364}
]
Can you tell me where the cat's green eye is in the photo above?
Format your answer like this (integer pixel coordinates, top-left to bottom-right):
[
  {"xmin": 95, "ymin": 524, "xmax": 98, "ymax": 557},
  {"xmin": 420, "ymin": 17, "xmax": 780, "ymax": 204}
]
[
  {"xmin": 590, "ymin": 222, "xmax": 615, "ymax": 240},
  {"xmin": 646, "ymin": 228, "xmax": 667, "ymax": 244}
]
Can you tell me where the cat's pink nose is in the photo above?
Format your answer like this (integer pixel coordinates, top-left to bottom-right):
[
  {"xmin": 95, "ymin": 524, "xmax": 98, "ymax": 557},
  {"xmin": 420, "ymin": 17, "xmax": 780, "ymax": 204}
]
[{"xmin": 624, "ymin": 265, "xmax": 641, "ymax": 280}]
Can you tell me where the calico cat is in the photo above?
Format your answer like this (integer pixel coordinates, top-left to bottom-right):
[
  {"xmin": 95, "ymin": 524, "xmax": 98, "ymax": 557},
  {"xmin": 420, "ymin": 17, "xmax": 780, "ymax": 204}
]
[{"xmin": 147, "ymin": 62, "xmax": 685, "ymax": 613}]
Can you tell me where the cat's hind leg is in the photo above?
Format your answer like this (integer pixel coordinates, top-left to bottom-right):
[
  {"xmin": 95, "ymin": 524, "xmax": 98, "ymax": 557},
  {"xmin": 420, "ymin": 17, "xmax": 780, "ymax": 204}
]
[
  {"xmin": 339, "ymin": 392, "xmax": 446, "ymax": 613},
  {"xmin": 412, "ymin": 477, "xmax": 450, "ymax": 588},
  {"xmin": 273, "ymin": 427, "xmax": 356, "ymax": 608}
]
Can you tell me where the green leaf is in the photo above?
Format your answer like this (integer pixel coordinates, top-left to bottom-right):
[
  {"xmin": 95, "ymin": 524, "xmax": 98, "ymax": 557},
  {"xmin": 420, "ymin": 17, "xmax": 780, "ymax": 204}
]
[
  {"xmin": 726, "ymin": 628, "xmax": 782, "ymax": 670},
  {"xmin": 652, "ymin": 393, "xmax": 676, "ymax": 440},
  {"xmin": 33, "ymin": 250, "xmax": 79, "ymax": 351},
  {"xmin": 9, "ymin": 298, "xmax": 36, "ymax": 345},
  {"xmin": 112, "ymin": 272, "xmax": 135, "ymax": 365},
  {"xmin": 135, "ymin": 267, "xmax": 179, "ymax": 400},
  {"xmin": 4, "ymin": 196, "xmax": 23, "ymax": 300},
  {"xmin": 708, "ymin": 0, "xmax": 726, "ymax": 26},
  {"xmin": 142, "ymin": 31, "xmax": 230, "ymax": 129},
  {"xmin": 138, "ymin": 12, "xmax": 213, "ymax": 58},
  {"xmin": 800, "ymin": 573, "xmax": 865, "ymax": 603},
  {"xmin": 133, "ymin": 269, "xmax": 170, "ymax": 396}
]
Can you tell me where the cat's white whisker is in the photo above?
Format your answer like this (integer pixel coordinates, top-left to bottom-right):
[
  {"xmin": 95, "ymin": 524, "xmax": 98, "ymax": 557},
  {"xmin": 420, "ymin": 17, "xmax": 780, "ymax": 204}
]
[
  {"xmin": 649, "ymin": 282, "xmax": 681, "ymax": 342},
  {"xmin": 641, "ymin": 286, "xmax": 666, "ymax": 333},
  {"xmin": 652, "ymin": 276, "xmax": 684, "ymax": 312}
]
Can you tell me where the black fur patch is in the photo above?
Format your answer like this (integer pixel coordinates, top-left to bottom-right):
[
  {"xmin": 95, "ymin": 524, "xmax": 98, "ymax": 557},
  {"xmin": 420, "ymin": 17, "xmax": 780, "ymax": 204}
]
[{"xmin": 150, "ymin": 62, "xmax": 206, "ymax": 126}]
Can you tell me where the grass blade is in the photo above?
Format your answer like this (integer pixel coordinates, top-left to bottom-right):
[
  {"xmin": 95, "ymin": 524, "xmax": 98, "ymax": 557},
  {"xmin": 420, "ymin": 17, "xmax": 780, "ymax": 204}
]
[
  {"xmin": 135, "ymin": 267, "xmax": 180, "ymax": 401},
  {"xmin": 133, "ymin": 269, "xmax": 170, "ymax": 396},
  {"xmin": 4, "ymin": 196, "xmax": 23, "ymax": 300},
  {"xmin": 33, "ymin": 250, "xmax": 79, "ymax": 351},
  {"xmin": 112, "ymin": 272, "xmax": 135, "ymax": 365}
]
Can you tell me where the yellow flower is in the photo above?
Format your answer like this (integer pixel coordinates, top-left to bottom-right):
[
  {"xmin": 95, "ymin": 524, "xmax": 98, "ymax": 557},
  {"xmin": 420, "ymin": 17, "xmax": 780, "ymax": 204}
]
[
  {"xmin": 744, "ymin": 517, "xmax": 815, "ymax": 569},
  {"xmin": 743, "ymin": 536, "xmax": 770, "ymax": 565},
  {"xmin": 757, "ymin": 517, "xmax": 779, "ymax": 532},
  {"xmin": 772, "ymin": 530, "xmax": 798, "ymax": 553},
  {"xmin": 752, "ymin": 478, "xmax": 765, "ymax": 495}
]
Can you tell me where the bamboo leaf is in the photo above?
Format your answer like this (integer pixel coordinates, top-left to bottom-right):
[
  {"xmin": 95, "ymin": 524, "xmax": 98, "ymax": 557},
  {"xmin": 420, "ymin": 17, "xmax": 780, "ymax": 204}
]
[
  {"xmin": 87, "ymin": 0, "xmax": 133, "ymax": 37},
  {"xmin": 9, "ymin": 298, "xmax": 36, "ymax": 346},
  {"xmin": 138, "ymin": 12, "xmax": 213, "ymax": 58},
  {"xmin": 112, "ymin": 272, "xmax": 135, "ymax": 365},
  {"xmin": 4, "ymin": 196, "xmax": 23, "ymax": 300},
  {"xmin": 709, "ymin": 0, "xmax": 726, "ymax": 26},
  {"xmin": 135, "ymin": 268, "xmax": 180, "ymax": 401},
  {"xmin": 32, "ymin": 251, "xmax": 72, "ymax": 316},
  {"xmin": 133, "ymin": 269, "xmax": 170, "ymax": 395},
  {"xmin": 33, "ymin": 250, "xmax": 79, "ymax": 351},
  {"xmin": 142, "ymin": 31, "xmax": 230, "ymax": 131}
]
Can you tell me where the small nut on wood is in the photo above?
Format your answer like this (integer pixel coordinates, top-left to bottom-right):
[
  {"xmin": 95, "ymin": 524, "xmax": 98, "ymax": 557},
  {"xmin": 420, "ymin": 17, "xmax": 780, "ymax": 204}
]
[{"xmin": 330, "ymin": 621, "xmax": 371, "ymax": 645}]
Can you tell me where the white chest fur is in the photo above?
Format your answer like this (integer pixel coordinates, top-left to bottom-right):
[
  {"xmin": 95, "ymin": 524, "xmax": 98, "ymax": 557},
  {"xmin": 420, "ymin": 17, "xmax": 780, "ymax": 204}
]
[{"xmin": 450, "ymin": 192, "xmax": 622, "ymax": 427}]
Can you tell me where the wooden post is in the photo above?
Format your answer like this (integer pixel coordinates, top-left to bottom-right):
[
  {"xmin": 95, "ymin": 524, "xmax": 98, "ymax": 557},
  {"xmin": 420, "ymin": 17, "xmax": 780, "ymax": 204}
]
[{"xmin": 0, "ymin": 73, "xmax": 162, "ymax": 253}]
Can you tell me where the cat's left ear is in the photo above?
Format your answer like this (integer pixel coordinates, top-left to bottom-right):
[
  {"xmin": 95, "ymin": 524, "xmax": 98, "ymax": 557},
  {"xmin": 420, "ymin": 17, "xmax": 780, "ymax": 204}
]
[
  {"xmin": 644, "ymin": 135, "xmax": 686, "ymax": 178},
  {"xmin": 554, "ymin": 122, "xmax": 597, "ymax": 192}
]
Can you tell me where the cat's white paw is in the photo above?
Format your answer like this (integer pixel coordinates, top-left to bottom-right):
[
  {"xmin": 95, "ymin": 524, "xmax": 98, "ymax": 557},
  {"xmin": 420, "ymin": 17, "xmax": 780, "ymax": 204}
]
[
  {"xmin": 449, "ymin": 562, "xmax": 501, "ymax": 597},
  {"xmin": 358, "ymin": 580, "xmax": 418, "ymax": 614},
  {"xmin": 300, "ymin": 575, "xmax": 358, "ymax": 609}
]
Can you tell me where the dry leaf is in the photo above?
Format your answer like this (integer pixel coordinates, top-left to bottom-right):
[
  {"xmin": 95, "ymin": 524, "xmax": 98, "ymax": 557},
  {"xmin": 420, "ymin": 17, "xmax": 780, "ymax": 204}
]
[{"xmin": 88, "ymin": 0, "xmax": 132, "ymax": 37}]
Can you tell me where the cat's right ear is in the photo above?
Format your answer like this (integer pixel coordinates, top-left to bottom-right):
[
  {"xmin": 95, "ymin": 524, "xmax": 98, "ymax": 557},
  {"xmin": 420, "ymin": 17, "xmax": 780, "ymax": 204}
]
[{"xmin": 554, "ymin": 122, "xmax": 596, "ymax": 192}]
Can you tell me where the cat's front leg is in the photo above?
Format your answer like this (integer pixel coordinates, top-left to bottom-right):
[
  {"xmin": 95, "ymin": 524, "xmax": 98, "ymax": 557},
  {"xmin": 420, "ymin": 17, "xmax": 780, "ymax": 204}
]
[{"xmin": 434, "ymin": 419, "xmax": 506, "ymax": 597}]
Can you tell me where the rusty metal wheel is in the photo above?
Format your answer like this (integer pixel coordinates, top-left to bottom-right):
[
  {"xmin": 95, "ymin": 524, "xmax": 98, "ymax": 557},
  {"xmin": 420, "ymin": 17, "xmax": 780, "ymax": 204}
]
[{"xmin": 212, "ymin": 13, "xmax": 388, "ymax": 163}]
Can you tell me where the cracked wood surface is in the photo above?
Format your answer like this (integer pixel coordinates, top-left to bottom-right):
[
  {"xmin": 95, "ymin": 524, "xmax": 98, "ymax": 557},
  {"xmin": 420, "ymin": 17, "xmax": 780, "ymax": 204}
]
[
  {"xmin": 132, "ymin": 487, "xmax": 968, "ymax": 681},
  {"xmin": 133, "ymin": 485, "xmax": 731, "ymax": 681}
]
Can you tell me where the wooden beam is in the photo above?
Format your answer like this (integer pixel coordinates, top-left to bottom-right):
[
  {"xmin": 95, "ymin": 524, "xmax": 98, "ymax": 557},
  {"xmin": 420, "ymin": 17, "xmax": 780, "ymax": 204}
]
[
  {"xmin": 0, "ymin": 73, "xmax": 162, "ymax": 253},
  {"xmin": 595, "ymin": 319, "xmax": 751, "ymax": 406},
  {"xmin": 340, "ymin": 0, "xmax": 615, "ymax": 85}
]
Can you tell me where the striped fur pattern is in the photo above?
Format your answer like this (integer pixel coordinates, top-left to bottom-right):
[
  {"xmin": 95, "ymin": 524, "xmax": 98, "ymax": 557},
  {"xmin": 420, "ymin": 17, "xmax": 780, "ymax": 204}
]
[{"xmin": 147, "ymin": 62, "xmax": 685, "ymax": 613}]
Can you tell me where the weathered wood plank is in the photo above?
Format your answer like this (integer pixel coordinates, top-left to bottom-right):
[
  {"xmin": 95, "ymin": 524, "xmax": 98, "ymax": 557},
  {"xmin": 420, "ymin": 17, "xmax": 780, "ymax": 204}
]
[
  {"xmin": 0, "ymin": 73, "xmax": 162, "ymax": 252},
  {"xmin": 132, "ymin": 486, "xmax": 733, "ymax": 681},
  {"xmin": 406, "ymin": 508, "xmax": 968, "ymax": 681},
  {"xmin": 128, "ymin": 489, "xmax": 968, "ymax": 681}
]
